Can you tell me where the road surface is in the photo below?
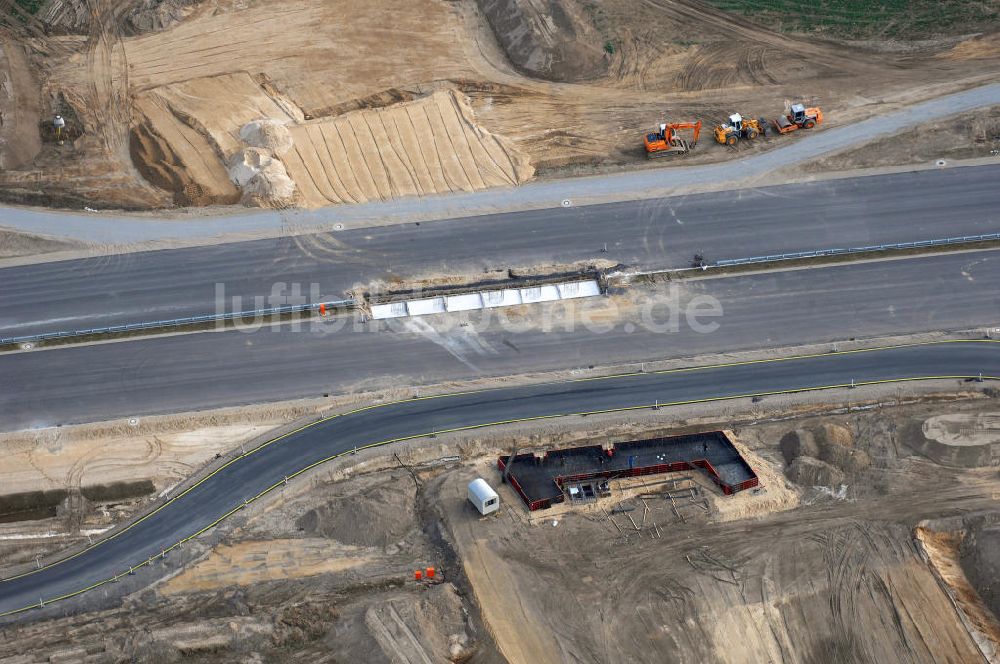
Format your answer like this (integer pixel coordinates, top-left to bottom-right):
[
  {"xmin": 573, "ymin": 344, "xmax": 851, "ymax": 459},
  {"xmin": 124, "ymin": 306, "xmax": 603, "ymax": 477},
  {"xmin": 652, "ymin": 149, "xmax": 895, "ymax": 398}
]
[
  {"xmin": 0, "ymin": 340, "xmax": 997, "ymax": 619},
  {"xmin": 3, "ymin": 250, "xmax": 998, "ymax": 431},
  {"xmin": 3, "ymin": 165, "xmax": 999, "ymax": 338}
]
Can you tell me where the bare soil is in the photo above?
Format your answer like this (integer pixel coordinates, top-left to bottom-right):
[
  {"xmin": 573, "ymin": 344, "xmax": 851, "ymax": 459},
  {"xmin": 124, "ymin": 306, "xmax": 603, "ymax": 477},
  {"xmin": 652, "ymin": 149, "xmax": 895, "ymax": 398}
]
[
  {"xmin": 799, "ymin": 105, "xmax": 1000, "ymax": 173},
  {"xmin": 436, "ymin": 399, "xmax": 1000, "ymax": 664},
  {"xmin": 917, "ymin": 519, "xmax": 1000, "ymax": 661},
  {"xmin": 1, "ymin": 0, "xmax": 999, "ymax": 210},
  {"xmin": 3, "ymin": 391, "xmax": 1000, "ymax": 661},
  {"xmin": 0, "ymin": 228, "xmax": 82, "ymax": 258}
]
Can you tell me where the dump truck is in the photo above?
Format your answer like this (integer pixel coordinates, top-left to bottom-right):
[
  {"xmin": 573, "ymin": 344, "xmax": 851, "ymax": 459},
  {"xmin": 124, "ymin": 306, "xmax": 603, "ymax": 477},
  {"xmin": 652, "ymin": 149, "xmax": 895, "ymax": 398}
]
[
  {"xmin": 714, "ymin": 113, "xmax": 767, "ymax": 146},
  {"xmin": 643, "ymin": 120, "xmax": 702, "ymax": 158},
  {"xmin": 773, "ymin": 103, "xmax": 823, "ymax": 134}
]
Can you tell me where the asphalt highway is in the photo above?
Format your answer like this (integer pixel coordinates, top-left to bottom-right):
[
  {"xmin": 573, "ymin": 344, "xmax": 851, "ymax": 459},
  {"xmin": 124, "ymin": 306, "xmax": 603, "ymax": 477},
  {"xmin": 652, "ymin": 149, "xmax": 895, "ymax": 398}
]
[
  {"xmin": 2, "ymin": 165, "xmax": 999, "ymax": 338},
  {"xmin": 2, "ymin": 250, "xmax": 998, "ymax": 431},
  {"xmin": 1, "ymin": 340, "xmax": 997, "ymax": 618}
]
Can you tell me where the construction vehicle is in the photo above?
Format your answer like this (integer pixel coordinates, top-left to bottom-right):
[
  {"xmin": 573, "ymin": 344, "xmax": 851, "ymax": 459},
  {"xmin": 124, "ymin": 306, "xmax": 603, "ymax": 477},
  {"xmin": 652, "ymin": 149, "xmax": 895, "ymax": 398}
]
[
  {"xmin": 713, "ymin": 113, "xmax": 767, "ymax": 146},
  {"xmin": 643, "ymin": 120, "xmax": 701, "ymax": 158},
  {"xmin": 772, "ymin": 103, "xmax": 823, "ymax": 134}
]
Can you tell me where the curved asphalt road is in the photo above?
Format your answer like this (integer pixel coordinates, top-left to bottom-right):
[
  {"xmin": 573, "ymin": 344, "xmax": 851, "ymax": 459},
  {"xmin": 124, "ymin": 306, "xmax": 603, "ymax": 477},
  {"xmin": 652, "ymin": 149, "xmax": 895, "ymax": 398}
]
[
  {"xmin": 1, "ymin": 340, "xmax": 997, "ymax": 618},
  {"xmin": 3, "ymin": 164, "xmax": 999, "ymax": 338}
]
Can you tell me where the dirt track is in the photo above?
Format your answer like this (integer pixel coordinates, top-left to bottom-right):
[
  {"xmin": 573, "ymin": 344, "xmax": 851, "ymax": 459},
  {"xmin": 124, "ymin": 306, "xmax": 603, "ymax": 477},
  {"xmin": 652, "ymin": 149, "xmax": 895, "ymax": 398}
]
[
  {"xmin": 5, "ymin": 396, "xmax": 999, "ymax": 662},
  {"xmin": 437, "ymin": 403, "xmax": 1000, "ymax": 664},
  {"xmin": 1, "ymin": 0, "xmax": 998, "ymax": 210}
]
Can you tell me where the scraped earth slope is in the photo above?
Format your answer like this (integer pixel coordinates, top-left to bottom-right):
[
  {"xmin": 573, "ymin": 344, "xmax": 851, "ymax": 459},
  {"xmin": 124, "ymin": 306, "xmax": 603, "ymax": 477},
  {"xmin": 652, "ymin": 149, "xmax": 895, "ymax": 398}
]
[
  {"xmin": 7, "ymin": 0, "xmax": 1000, "ymax": 209},
  {"xmin": 282, "ymin": 90, "xmax": 533, "ymax": 206}
]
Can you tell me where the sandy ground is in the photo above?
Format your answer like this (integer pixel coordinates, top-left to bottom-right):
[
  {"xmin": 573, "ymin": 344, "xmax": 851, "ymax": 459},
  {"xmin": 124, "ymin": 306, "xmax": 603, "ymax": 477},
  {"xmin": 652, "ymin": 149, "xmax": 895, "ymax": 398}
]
[
  {"xmin": 0, "ymin": 0, "xmax": 998, "ymax": 210},
  {"xmin": 0, "ymin": 228, "xmax": 83, "ymax": 258},
  {"xmin": 0, "ymin": 41, "xmax": 41, "ymax": 172},
  {"xmin": 437, "ymin": 400, "xmax": 1000, "ymax": 664},
  {"xmin": 0, "ymin": 407, "xmax": 315, "ymax": 496},
  {"xmin": 798, "ymin": 104, "xmax": 1000, "ymax": 173},
  {"xmin": 916, "ymin": 522, "xmax": 1000, "ymax": 662},
  {"xmin": 158, "ymin": 539, "xmax": 373, "ymax": 596},
  {"xmin": 2, "ymin": 387, "xmax": 1000, "ymax": 660}
]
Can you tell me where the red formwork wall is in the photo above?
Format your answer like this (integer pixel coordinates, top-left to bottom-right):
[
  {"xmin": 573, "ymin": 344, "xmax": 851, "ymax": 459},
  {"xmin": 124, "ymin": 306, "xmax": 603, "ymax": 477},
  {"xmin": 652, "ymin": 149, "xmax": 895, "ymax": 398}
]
[
  {"xmin": 498, "ymin": 437, "xmax": 760, "ymax": 510},
  {"xmin": 497, "ymin": 457, "xmax": 552, "ymax": 511}
]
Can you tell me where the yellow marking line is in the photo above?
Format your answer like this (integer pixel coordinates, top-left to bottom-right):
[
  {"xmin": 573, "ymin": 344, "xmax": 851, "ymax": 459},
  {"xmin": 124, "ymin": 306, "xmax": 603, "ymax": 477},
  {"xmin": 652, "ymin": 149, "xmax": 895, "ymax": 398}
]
[{"xmin": 1, "ymin": 339, "xmax": 996, "ymax": 617}]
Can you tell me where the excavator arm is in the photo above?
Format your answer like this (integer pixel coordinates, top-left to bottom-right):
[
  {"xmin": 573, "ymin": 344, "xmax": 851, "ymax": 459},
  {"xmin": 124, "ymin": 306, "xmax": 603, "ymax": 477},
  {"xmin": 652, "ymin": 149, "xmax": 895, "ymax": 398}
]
[
  {"xmin": 668, "ymin": 120, "xmax": 701, "ymax": 147},
  {"xmin": 644, "ymin": 119, "xmax": 701, "ymax": 158}
]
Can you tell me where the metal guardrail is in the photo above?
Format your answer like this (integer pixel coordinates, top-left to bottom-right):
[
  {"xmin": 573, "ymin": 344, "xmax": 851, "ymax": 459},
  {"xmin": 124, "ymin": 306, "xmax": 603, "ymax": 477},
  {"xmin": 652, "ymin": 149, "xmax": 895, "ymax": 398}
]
[
  {"xmin": 0, "ymin": 299, "xmax": 356, "ymax": 346},
  {"xmin": 713, "ymin": 233, "xmax": 1000, "ymax": 268},
  {"xmin": 5, "ymin": 233, "xmax": 998, "ymax": 346}
]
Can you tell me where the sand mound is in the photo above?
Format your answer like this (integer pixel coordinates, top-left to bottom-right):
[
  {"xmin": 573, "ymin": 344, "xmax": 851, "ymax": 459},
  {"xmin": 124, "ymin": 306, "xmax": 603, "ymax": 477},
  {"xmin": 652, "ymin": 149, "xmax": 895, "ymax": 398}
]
[
  {"xmin": 781, "ymin": 424, "xmax": 868, "ymax": 476},
  {"xmin": 227, "ymin": 147, "xmax": 297, "ymax": 207},
  {"xmin": 477, "ymin": 0, "xmax": 608, "ymax": 81},
  {"xmin": 227, "ymin": 147, "xmax": 272, "ymax": 187},
  {"xmin": 779, "ymin": 429, "xmax": 818, "ymax": 464},
  {"xmin": 819, "ymin": 444, "xmax": 871, "ymax": 473},
  {"xmin": 244, "ymin": 161, "xmax": 297, "ymax": 208},
  {"xmin": 818, "ymin": 423, "xmax": 854, "ymax": 449},
  {"xmin": 296, "ymin": 473, "xmax": 416, "ymax": 548},
  {"xmin": 786, "ymin": 456, "xmax": 845, "ymax": 487},
  {"xmin": 124, "ymin": 0, "xmax": 199, "ymax": 35},
  {"xmin": 239, "ymin": 119, "xmax": 293, "ymax": 155}
]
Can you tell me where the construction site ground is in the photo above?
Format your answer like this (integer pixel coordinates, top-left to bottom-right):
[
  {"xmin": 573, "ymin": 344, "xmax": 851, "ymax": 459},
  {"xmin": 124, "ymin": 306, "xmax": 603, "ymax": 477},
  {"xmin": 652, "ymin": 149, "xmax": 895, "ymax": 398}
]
[
  {"xmin": 1, "ymin": 0, "xmax": 999, "ymax": 210},
  {"xmin": 1, "ymin": 389, "xmax": 1000, "ymax": 662}
]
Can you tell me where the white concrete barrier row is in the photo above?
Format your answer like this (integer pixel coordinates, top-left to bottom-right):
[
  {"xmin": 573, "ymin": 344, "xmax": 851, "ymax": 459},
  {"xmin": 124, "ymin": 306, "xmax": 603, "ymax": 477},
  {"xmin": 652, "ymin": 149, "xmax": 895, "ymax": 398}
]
[{"xmin": 370, "ymin": 280, "xmax": 601, "ymax": 320}]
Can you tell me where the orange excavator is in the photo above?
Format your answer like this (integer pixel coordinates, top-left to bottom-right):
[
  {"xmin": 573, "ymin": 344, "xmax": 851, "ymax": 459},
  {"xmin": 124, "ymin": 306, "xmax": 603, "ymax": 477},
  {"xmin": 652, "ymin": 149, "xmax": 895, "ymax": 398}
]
[{"xmin": 643, "ymin": 120, "xmax": 701, "ymax": 158}]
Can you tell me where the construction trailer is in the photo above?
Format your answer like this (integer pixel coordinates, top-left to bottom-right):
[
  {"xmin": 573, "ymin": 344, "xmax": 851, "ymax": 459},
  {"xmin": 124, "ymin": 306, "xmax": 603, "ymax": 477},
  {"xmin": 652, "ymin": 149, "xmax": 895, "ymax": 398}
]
[{"xmin": 467, "ymin": 478, "xmax": 500, "ymax": 515}]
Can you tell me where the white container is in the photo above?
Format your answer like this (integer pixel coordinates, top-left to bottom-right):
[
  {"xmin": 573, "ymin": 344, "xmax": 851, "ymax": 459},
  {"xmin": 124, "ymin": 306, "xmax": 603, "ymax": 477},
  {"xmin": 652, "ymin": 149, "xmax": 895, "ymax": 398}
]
[{"xmin": 467, "ymin": 478, "xmax": 500, "ymax": 515}]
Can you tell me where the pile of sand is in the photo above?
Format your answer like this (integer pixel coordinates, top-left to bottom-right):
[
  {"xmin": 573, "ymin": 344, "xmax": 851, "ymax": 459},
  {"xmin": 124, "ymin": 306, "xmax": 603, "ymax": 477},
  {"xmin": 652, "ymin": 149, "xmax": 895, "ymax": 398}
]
[
  {"xmin": 227, "ymin": 147, "xmax": 296, "ymax": 207},
  {"xmin": 779, "ymin": 429, "xmax": 819, "ymax": 464},
  {"xmin": 124, "ymin": 0, "xmax": 199, "ymax": 35},
  {"xmin": 239, "ymin": 118, "xmax": 293, "ymax": 155},
  {"xmin": 780, "ymin": 424, "xmax": 870, "ymax": 483},
  {"xmin": 295, "ymin": 472, "xmax": 416, "ymax": 548},
  {"xmin": 787, "ymin": 456, "xmax": 845, "ymax": 487},
  {"xmin": 227, "ymin": 147, "xmax": 271, "ymax": 187},
  {"xmin": 712, "ymin": 436, "xmax": 800, "ymax": 522}
]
